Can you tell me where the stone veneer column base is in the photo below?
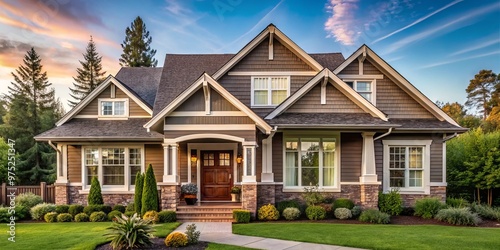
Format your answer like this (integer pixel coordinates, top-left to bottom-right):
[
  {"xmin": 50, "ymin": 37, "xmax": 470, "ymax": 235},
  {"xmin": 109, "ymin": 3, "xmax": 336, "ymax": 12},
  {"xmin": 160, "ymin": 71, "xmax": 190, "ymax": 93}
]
[
  {"xmin": 159, "ymin": 184, "xmax": 179, "ymax": 210},
  {"xmin": 55, "ymin": 183, "xmax": 69, "ymax": 205},
  {"xmin": 401, "ymin": 186, "xmax": 447, "ymax": 207},
  {"xmin": 242, "ymin": 184, "xmax": 257, "ymax": 219},
  {"xmin": 360, "ymin": 184, "xmax": 380, "ymax": 208},
  {"xmin": 257, "ymin": 184, "xmax": 276, "ymax": 208}
]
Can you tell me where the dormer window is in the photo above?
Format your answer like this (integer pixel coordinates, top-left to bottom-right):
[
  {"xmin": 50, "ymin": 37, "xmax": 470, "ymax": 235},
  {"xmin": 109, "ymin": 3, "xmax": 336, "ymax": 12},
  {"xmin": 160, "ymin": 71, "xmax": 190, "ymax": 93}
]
[
  {"xmin": 251, "ymin": 76, "xmax": 290, "ymax": 107},
  {"xmin": 98, "ymin": 98, "xmax": 129, "ymax": 118},
  {"xmin": 345, "ymin": 80, "xmax": 375, "ymax": 104}
]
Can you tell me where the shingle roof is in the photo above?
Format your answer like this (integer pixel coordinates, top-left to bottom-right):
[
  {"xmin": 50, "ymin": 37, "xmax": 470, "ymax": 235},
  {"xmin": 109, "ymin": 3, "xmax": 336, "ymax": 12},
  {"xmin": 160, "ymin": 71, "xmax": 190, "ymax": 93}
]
[
  {"xmin": 267, "ymin": 113, "xmax": 392, "ymax": 127},
  {"xmin": 35, "ymin": 119, "xmax": 163, "ymax": 141},
  {"xmin": 310, "ymin": 53, "xmax": 345, "ymax": 71},
  {"xmin": 390, "ymin": 119, "xmax": 468, "ymax": 131},
  {"xmin": 115, "ymin": 67, "xmax": 163, "ymax": 107},
  {"xmin": 153, "ymin": 54, "xmax": 234, "ymax": 115}
]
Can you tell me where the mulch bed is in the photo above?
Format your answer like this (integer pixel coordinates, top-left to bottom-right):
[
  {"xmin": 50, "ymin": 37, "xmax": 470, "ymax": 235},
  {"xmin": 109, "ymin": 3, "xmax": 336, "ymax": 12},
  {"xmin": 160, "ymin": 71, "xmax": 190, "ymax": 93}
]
[{"xmin": 95, "ymin": 239, "xmax": 209, "ymax": 250}]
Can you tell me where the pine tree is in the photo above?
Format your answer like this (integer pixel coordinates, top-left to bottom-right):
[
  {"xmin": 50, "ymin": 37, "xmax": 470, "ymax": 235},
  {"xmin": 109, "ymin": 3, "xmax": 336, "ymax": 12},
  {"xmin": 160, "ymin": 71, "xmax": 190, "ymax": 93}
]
[
  {"xmin": 134, "ymin": 172, "xmax": 144, "ymax": 215},
  {"xmin": 5, "ymin": 48, "xmax": 59, "ymax": 184},
  {"xmin": 88, "ymin": 176, "xmax": 104, "ymax": 205},
  {"xmin": 69, "ymin": 36, "xmax": 106, "ymax": 107},
  {"xmin": 465, "ymin": 69, "xmax": 497, "ymax": 120},
  {"xmin": 119, "ymin": 16, "xmax": 158, "ymax": 67},
  {"xmin": 141, "ymin": 164, "xmax": 159, "ymax": 215}
]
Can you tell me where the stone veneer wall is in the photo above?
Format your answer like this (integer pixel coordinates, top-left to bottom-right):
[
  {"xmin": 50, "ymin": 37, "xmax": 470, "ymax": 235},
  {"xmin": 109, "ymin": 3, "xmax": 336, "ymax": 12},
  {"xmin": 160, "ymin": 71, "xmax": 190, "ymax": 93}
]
[
  {"xmin": 159, "ymin": 185, "xmax": 179, "ymax": 210},
  {"xmin": 66, "ymin": 186, "xmax": 134, "ymax": 206},
  {"xmin": 400, "ymin": 186, "xmax": 446, "ymax": 207},
  {"xmin": 360, "ymin": 184, "xmax": 379, "ymax": 208},
  {"xmin": 242, "ymin": 184, "xmax": 257, "ymax": 218},
  {"xmin": 257, "ymin": 185, "xmax": 276, "ymax": 207},
  {"xmin": 274, "ymin": 184, "xmax": 364, "ymax": 206},
  {"xmin": 55, "ymin": 184, "xmax": 69, "ymax": 205}
]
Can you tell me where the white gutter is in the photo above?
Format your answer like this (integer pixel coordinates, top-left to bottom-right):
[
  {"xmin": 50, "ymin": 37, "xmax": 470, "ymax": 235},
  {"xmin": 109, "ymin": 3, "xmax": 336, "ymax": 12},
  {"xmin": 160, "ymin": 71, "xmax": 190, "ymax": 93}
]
[
  {"xmin": 48, "ymin": 140, "xmax": 60, "ymax": 153},
  {"xmin": 374, "ymin": 127, "xmax": 393, "ymax": 141},
  {"xmin": 442, "ymin": 133, "xmax": 458, "ymax": 142}
]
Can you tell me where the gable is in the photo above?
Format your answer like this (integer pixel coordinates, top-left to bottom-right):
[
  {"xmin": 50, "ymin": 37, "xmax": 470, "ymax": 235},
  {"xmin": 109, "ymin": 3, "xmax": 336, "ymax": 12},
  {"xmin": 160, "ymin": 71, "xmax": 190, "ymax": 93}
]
[
  {"xmin": 174, "ymin": 88, "xmax": 239, "ymax": 112},
  {"xmin": 286, "ymin": 83, "xmax": 365, "ymax": 113}
]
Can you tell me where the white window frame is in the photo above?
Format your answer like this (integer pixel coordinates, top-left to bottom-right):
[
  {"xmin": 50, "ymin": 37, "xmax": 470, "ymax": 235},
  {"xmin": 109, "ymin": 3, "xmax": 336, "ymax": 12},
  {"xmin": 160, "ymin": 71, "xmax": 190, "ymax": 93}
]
[
  {"xmin": 343, "ymin": 79, "xmax": 376, "ymax": 105},
  {"xmin": 98, "ymin": 98, "xmax": 129, "ymax": 118},
  {"xmin": 282, "ymin": 132, "xmax": 341, "ymax": 192},
  {"xmin": 382, "ymin": 140, "xmax": 432, "ymax": 194},
  {"xmin": 81, "ymin": 145, "xmax": 145, "ymax": 192},
  {"xmin": 251, "ymin": 76, "xmax": 290, "ymax": 107}
]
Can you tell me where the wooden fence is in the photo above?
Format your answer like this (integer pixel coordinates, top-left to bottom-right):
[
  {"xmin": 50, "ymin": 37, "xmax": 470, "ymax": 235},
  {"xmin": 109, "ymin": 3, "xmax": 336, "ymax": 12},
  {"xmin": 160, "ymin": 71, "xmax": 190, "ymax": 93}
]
[{"xmin": 0, "ymin": 182, "xmax": 55, "ymax": 206}]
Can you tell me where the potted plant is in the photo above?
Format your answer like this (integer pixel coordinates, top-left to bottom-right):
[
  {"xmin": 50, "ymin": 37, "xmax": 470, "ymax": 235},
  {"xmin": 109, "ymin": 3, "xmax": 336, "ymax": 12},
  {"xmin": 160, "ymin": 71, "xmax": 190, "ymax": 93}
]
[
  {"xmin": 230, "ymin": 186, "xmax": 241, "ymax": 202},
  {"xmin": 181, "ymin": 183, "xmax": 198, "ymax": 205}
]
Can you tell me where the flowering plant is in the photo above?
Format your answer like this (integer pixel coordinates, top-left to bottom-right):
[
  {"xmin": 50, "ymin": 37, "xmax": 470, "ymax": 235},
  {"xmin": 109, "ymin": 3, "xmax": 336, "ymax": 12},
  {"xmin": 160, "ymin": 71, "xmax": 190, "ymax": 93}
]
[{"xmin": 181, "ymin": 183, "xmax": 198, "ymax": 195}]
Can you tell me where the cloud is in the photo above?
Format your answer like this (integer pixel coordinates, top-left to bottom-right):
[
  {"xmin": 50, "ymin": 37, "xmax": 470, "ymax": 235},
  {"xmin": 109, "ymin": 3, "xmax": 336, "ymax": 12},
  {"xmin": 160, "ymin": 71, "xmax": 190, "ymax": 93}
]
[
  {"xmin": 165, "ymin": 0, "xmax": 192, "ymax": 15},
  {"xmin": 420, "ymin": 50, "xmax": 500, "ymax": 69},
  {"xmin": 372, "ymin": 0, "xmax": 463, "ymax": 44},
  {"xmin": 324, "ymin": 0, "xmax": 360, "ymax": 46},
  {"xmin": 449, "ymin": 38, "xmax": 500, "ymax": 57}
]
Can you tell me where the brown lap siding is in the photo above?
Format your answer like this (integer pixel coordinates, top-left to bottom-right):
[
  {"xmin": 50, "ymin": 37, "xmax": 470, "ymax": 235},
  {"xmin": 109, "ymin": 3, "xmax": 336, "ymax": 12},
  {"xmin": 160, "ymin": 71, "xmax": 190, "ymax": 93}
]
[
  {"xmin": 340, "ymin": 133, "xmax": 362, "ymax": 182},
  {"xmin": 67, "ymin": 145, "xmax": 82, "ymax": 183}
]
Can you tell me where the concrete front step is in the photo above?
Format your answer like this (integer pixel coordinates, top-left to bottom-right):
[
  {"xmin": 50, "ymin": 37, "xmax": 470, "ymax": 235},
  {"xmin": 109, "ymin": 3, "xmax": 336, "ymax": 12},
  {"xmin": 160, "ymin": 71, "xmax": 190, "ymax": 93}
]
[{"xmin": 176, "ymin": 203, "xmax": 242, "ymax": 222}]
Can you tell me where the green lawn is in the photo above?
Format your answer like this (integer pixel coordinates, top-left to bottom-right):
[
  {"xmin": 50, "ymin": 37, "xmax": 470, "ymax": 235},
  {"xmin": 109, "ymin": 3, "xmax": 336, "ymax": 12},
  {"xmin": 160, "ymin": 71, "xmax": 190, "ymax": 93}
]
[{"xmin": 233, "ymin": 223, "xmax": 500, "ymax": 250}]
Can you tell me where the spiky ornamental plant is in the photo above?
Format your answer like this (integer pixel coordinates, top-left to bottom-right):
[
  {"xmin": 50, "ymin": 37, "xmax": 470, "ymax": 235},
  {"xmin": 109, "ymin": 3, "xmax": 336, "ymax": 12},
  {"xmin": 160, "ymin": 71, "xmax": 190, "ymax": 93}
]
[
  {"xmin": 134, "ymin": 172, "xmax": 144, "ymax": 215},
  {"xmin": 104, "ymin": 213, "xmax": 155, "ymax": 250},
  {"xmin": 141, "ymin": 164, "xmax": 159, "ymax": 215},
  {"xmin": 119, "ymin": 16, "xmax": 157, "ymax": 67},
  {"xmin": 68, "ymin": 36, "xmax": 106, "ymax": 107},
  {"xmin": 88, "ymin": 176, "xmax": 104, "ymax": 205}
]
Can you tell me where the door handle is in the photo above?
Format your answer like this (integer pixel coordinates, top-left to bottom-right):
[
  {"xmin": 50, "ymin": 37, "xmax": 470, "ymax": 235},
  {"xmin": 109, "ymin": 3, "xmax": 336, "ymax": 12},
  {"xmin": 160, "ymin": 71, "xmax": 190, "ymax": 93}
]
[{"xmin": 229, "ymin": 174, "xmax": 232, "ymax": 179}]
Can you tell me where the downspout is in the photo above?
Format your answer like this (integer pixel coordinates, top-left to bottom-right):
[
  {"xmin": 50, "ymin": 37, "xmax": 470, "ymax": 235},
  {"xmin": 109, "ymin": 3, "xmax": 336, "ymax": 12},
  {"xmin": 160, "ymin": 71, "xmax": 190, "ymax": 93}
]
[
  {"xmin": 442, "ymin": 133, "xmax": 458, "ymax": 142},
  {"xmin": 48, "ymin": 140, "xmax": 60, "ymax": 153},
  {"xmin": 374, "ymin": 127, "xmax": 393, "ymax": 141}
]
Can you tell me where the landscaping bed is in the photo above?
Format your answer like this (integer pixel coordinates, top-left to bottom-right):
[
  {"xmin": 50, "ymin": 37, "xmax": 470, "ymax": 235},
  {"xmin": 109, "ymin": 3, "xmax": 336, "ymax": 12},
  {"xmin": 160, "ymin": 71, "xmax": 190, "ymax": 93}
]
[{"xmin": 95, "ymin": 239, "xmax": 209, "ymax": 250}]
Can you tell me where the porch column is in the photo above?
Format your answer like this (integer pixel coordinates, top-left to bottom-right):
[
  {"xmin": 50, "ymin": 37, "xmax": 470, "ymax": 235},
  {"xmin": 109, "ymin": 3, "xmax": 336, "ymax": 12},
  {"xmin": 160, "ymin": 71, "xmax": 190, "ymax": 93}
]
[
  {"xmin": 162, "ymin": 143, "xmax": 174, "ymax": 183},
  {"xmin": 242, "ymin": 142, "xmax": 257, "ymax": 183},
  {"xmin": 261, "ymin": 138, "xmax": 274, "ymax": 182},
  {"xmin": 56, "ymin": 144, "xmax": 68, "ymax": 184},
  {"xmin": 360, "ymin": 132, "xmax": 378, "ymax": 183},
  {"xmin": 170, "ymin": 144, "xmax": 179, "ymax": 183}
]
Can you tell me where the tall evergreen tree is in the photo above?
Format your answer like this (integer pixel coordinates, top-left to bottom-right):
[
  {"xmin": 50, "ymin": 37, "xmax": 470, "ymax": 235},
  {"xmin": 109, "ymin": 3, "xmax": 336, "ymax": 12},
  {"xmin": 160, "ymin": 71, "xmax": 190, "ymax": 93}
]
[
  {"xmin": 134, "ymin": 172, "xmax": 144, "ymax": 215},
  {"xmin": 141, "ymin": 164, "xmax": 159, "ymax": 214},
  {"xmin": 69, "ymin": 36, "xmax": 106, "ymax": 107},
  {"xmin": 5, "ymin": 48, "xmax": 59, "ymax": 184},
  {"xmin": 119, "ymin": 16, "xmax": 158, "ymax": 67},
  {"xmin": 465, "ymin": 69, "xmax": 497, "ymax": 120}
]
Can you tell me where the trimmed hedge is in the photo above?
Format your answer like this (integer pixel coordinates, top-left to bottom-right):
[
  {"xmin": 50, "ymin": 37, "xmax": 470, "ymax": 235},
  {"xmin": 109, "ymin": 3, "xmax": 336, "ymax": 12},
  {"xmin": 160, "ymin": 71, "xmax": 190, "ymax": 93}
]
[
  {"xmin": 90, "ymin": 211, "xmax": 107, "ymax": 222},
  {"xmin": 113, "ymin": 204, "xmax": 126, "ymax": 213},
  {"xmin": 44, "ymin": 212, "xmax": 58, "ymax": 223},
  {"xmin": 334, "ymin": 208, "xmax": 352, "ymax": 220},
  {"xmin": 55, "ymin": 205, "xmax": 69, "ymax": 214},
  {"xmin": 158, "ymin": 210, "xmax": 177, "ymax": 223},
  {"xmin": 107, "ymin": 210, "xmax": 123, "ymax": 221},
  {"xmin": 276, "ymin": 200, "xmax": 301, "ymax": 214},
  {"xmin": 88, "ymin": 177, "xmax": 104, "ymax": 205},
  {"xmin": 68, "ymin": 204, "xmax": 84, "ymax": 216},
  {"xmin": 57, "ymin": 213, "xmax": 73, "ymax": 222},
  {"xmin": 282, "ymin": 207, "xmax": 301, "ymax": 221},
  {"xmin": 332, "ymin": 198, "xmax": 354, "ymax": 211},
  {"xmin": 74, "ymin": 213, "xmax": 89, "ymax": 222},
  {"xmin": 305, "ymin": 205, "xmax": 326, "ymax": 220},
  {"xmin": 233, "ymin": 209, "xmax": 251, "ymax": 223}
]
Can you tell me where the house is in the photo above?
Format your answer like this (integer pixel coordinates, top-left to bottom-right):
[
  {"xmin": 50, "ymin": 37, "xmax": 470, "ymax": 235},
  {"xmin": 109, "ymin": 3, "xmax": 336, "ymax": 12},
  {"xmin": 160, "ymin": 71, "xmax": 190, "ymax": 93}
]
[{"xmin": 35, "ymin": 24, "xmax": 466, "ymax": 216}]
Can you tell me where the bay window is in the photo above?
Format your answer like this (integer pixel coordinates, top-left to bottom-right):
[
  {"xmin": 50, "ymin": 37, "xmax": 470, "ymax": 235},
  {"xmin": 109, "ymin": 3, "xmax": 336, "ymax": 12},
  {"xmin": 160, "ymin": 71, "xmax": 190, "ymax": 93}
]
[
  {"xmin": 284, "ymin": 136, "xmax": 339, "ymax": 190},
  {"xmin": 252, "ymin": 76, "xmax": 290, "ymax": 106}
]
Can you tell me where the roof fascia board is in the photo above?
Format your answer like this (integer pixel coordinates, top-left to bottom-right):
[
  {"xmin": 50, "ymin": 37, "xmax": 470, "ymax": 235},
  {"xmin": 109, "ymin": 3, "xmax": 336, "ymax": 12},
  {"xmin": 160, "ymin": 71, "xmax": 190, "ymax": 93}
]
[{"xmin": 272, "ymin": 28, "xmax": 323, "ymax": 71}]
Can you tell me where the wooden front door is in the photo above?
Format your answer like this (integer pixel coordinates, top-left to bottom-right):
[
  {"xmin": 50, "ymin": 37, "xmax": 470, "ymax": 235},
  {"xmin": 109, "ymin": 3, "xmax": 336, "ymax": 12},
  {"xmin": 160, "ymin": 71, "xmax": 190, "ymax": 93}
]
[{"xmin": 201, "ymin": 151, "xmax": 232, "ymax": 201}]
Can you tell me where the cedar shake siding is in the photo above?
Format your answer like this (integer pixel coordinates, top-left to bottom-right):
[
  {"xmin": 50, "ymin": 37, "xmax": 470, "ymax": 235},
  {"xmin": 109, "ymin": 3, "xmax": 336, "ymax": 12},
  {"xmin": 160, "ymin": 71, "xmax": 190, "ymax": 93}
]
[
  {"xmin": 174, "ymin": 88, "xmax": 240, "ymax": 112},
  {"xmin": 340, "ymin": 133, "xmax": 362, "ymax": 182},
  {"xmin": 145, "ymin": 144, "xmax": 164, "ymax": 183},
  {"xmin": 68, "ymin": 145, "xmax": 82, "ymax": 183},
  {"xmin": 79, "ymin": 85, "xmax": 150, "ymax": 117},
  {"xmin": 286, "ymin": 84, "xmax": 365, "ymax": 113},
  {"xmin": 231, "ymin": 36, "xmax": 314, "ymax": 72}
]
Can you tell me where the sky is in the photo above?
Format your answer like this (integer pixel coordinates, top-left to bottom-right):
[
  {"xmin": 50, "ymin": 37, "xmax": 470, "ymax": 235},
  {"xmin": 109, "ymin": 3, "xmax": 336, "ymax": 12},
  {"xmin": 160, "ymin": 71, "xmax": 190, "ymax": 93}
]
[{"xmin": 0, "ymin": 0, "xmax": 499, "ymax": 113}]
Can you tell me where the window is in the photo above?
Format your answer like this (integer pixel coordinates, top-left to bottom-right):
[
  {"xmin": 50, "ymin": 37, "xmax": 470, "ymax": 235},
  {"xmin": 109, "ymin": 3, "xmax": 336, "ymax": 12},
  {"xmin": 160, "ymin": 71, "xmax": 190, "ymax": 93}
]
[
  {"xmin": 344, "ymin": 80, "xmax": 374, "ymax": 103},
  {"xmin": 284, "ymin": 136, "xmax": 339, "ymax": 189},
  {"xmin": 251, "ymin": 76, "xmax": 290, "ymax": 106},
  {"xmin": 382, "ymin": 140, "xmax": 431, "ymax": 194},
  {"xmin": 83, "ymin": 146, "xmax": 143, "ymax": 191},
  {"xmin": 98, "ymin": 99, "xmax": 128, "ymax": 117}
]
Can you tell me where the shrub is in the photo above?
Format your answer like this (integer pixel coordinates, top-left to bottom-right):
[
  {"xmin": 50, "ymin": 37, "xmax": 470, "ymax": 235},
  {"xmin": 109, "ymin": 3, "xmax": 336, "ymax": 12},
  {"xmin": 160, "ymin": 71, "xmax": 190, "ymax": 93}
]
[
  {"xmin": 401, "ymin": 207, "xmax": 415, "ymax": 216},
  {"xmin": 55, "ymin": 204, "xmax": 69, "ymax": 214},
  {"xmin": 44, "ymin": 212, "xmax": 58, "ymax": 223},
  {"xmin": 126, "ymin": 203, "xmax": 135, "ymax": 212},
  {"xmin": 90, "ymin": 211, "xmax": 107, "ymax": 222},
  {"xmin": 435, "ymin": 208, "xmax": 481, "ymax": 226},
  {"xmin": 185, "ymin": 223, "xmax": 201, "ymax": 245},
  {"xmin": 359, "ymin": 209, "xmax": 391, "ymax": 224},
  {"xmin": 134, "ymin": 172, "xmax": 144, "ymax": 215},
  {"xmin": 446, "ymin": 198, "xmax": 469, "ymax": 208},
  {"xmin": 105, "ymin": 213, "xmax": 155, "ymax": 249},
  {"xmin": 30, "ymin": 203, "xmax": 56, "ymax": 220},
  {"xmin": 305, "ymin": 205, "xmax": 326, "ymax": 220},
  {"xmin": 276, "ymin": 200, "xmax": 301, "ymax": 215},
  {"xmin": 258, "ymin": 204, "xmax": 279, "ymax": 221},
  {"xmin": 332, "ymin": 198, "xmax": 355, "ymax": 211},
  {"xmin": 74, "ymin": 213, "xmax": 89, "ymax": 222},
  {"xmin": 101, "ymin": 205, "xmax": 112, "ymax": 214},
  {"xmin": 15, "ymin": 192, "xmax": 43, "ymax": 209},
  {"xmin": 125, "ymin": 211, "xmax": 136, "ymax": 217},
  {"xmin": 414, "ymin": 198, "xmax": 445, "ymax": 219},
  {"xmin": 141, "ymin": 164, "xmax": 159, "ymax": 215},
  {"xmin": 143, "ymin": 210, "xmax": 159, "ymax": 224},
  {"xmin": 470, "ymin": 203, "xmax": 500, "ymax": 221},
  {"xmin": 378, "ymin": 190, "xmax": 403, "ymax": 215},
  {"xmin": 108, "ymin": 210, "xmax": 123, "ymax": 221},
  {"xmin": 351, "ymin": 206, "xmax": 362, "ymax": 218},
  {"xmin": 88, "ymin": 176, "xmax": 104, "ymax": 205},
  {"xmin": 165, "ymin": 232, "xmax": 188, "ymax": 248},
  {"xmin": 334, "ymin": 208, "xmax": 352, "ymax": 220},
  {"xmin": 57, "ymin": 213, "xmax": 73, "ymax": 222},
  {"xmin": 158, "ymin": 210, "xmax": 177, "ymax": 223},
  {"xmin": 233, "ymin": 209, "xmax": 251, "ymax": 223},
  {"xmin": 0, "ymin": 207, "xmax": 9, "ymax": 223},
  {"xmin": 68, "ymin": 204, "xmax": 84, "ymax": 216},
  {"xmin": 302, "ymin": 185, "xmax": 325, "ymax": 206},
  {"xmin": 84, "ymin": 205, "xmax": 102, "ymax": 215},
  {"xmin": 282, "ymin": 207, "xmax": 301, "ymax": 221},
  {"xmin": 1, "ymin": 206, "xmax": 29, "ymax": 222},
  {"xmin": 318, "ymin": 203, "xmax": 333, "ymax": 218},
  {"xmin": 113, "ymin": 204, "xmax": 126, "ymax": 213}
]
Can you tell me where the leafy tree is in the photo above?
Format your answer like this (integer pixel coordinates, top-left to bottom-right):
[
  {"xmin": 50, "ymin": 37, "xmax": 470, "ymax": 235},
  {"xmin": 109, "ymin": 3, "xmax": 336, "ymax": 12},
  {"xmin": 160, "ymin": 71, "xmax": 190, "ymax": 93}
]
[
  {"xmin": 141, "ymin": 164, "xmax": 158, "ymax": 214},
  {"xmin": 88, "ymin": 176, "xmax": 104, "ymax": 205},
  {"xmin": 68, "ymin": 36, "xmax": 106, "ymax": 107},
  {"xmin": 119, "ymin": 16, "xmax": 157, "ymax": 67},
  {"xmin": 134, "ymin": 172, "xmax": 144, "ymax": 215},
  {"xmin": 465, "ymin": 70, "xmax": 497, "ymax": 120},
  {"xmin": 437, "ymin": 101, "xmax": 482, "ymax": 129},
  {"xmin": 3, "ymin": 48, "xmax": 60, "ymax": 184}
]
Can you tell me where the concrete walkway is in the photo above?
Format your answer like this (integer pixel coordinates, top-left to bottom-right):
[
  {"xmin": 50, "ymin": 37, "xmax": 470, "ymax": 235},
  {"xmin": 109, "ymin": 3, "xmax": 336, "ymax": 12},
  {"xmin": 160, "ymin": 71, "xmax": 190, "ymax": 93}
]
[{"xmin": 174, "ymin": 222, "xmax": 365, "ymax": 250}]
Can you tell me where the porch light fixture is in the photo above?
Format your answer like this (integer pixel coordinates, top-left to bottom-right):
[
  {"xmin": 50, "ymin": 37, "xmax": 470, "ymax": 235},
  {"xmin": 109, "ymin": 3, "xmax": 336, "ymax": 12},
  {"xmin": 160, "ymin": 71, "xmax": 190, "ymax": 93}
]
[
  {"xmin": 236, "ymin": 154, "xmax": 243, "ymax": 164},
  {"xmin": 190, "ymin": 149, "xmax": 197, "ymax": 162}
]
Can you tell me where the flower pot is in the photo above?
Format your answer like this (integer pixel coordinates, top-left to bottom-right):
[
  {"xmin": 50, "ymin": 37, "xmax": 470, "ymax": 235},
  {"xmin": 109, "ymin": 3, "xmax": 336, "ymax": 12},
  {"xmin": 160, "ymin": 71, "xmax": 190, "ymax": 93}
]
[
  {"xmin": 231, "ymin": 193, "xmax": 240, "ymax": 202},
  {"xmin": 185, "ymin": 197, "xmax": 198, "ymax": 205}
]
